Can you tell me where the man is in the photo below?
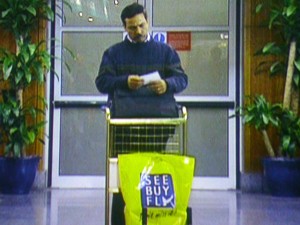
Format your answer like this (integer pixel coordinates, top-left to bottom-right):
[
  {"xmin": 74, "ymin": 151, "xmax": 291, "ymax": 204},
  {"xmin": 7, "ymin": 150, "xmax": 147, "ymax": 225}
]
[
  {"xmin": 95, "ymin": 3, "xmax": 187, "ymax": 105},
  {"xmin": 95, "ymin": 3, "xmax": 188, "ymax": 225}
]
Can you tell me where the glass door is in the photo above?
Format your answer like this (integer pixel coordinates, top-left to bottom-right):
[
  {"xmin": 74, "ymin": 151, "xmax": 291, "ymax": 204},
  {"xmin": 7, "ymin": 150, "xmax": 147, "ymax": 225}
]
[{"xmin": 51, "ymin": 0, "xmax": 238, "ymax": 190}]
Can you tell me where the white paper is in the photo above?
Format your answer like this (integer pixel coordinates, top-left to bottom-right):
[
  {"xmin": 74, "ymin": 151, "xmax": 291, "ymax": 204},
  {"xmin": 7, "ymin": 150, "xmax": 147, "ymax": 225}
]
[{"xmin": 141, "ymin": 71, "xmax": 161, "ymax": 85}]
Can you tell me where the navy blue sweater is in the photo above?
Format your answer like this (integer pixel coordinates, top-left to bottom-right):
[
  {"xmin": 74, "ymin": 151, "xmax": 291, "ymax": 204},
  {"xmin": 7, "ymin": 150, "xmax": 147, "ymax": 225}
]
[{"xmin": 95, "ymin": 36, "xmax": 188, "ymax": 100}]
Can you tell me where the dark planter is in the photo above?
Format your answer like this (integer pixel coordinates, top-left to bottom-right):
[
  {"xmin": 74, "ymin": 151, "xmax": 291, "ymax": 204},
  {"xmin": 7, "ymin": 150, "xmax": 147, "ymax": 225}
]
[
  {"xmin": 263, "ymin": 157, "xmax": 300, "ymax": 197},
  {"xmin": 0, "ymin": 156, "xmax": 40, "ymax": 195}
]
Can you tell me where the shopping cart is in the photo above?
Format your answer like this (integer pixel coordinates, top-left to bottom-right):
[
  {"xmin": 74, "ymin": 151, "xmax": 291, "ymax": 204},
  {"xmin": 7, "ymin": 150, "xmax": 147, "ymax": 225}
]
[{"xmin": 103, "ymin": 105, "xmax": 192, "ymax": 225}]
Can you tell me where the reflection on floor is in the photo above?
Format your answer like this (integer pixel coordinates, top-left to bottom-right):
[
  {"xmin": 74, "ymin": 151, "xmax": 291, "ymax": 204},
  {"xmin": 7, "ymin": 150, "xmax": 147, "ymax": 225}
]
[{"xmin": 0, "ymin": 189, "xmax": 300, "ymax": 225}]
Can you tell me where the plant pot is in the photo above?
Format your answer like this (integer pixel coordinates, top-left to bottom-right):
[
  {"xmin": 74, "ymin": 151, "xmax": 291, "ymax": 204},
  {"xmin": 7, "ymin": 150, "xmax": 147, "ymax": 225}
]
[
  {"xmin": 0, "ymin": 156, "xmax": 40, "ymax": 195},
  {"xmin": 263, "ymin": 157, "xmax": 300, "ymax": 197}
]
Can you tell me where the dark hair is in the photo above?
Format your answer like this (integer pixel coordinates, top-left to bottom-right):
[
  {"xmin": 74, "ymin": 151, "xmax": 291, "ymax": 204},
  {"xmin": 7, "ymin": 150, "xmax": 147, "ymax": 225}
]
[{"xmin": 121, "ymin": 3, "xmax": 147, "ymax": 26}]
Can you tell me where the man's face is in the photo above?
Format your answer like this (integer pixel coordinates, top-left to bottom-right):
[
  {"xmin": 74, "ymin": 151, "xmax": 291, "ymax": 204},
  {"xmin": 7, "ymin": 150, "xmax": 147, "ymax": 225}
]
[{"xmin": 124, "ymin": 13, "xmax": 149, "ymax": 43}]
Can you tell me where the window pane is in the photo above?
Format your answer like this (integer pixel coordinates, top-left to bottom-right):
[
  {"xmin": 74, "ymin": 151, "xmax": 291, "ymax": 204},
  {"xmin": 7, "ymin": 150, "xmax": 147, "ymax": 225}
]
[
  {"xmin": 153, "ymin": 0, "xmax": 228, "ymax": 26},
  {"xmin": 59, "ymin": 108, "xmax": 106, "ymax": 175},
  {"xmin": 179, "ymin": 32, "xmax": 228, "ymax": 96},
  {"xmin": 61, "ymin": 32, "xmax": 228, "ymax": 96},
  {"xmin": 58, "ymin": 108, "xmax": 229, "ymax": 177},
  {"xmin": 63, "ymin": 0, "xmax": 137, "ymax": 26},
  {"xmin": 62, "ymin": 32, "xmax": 123, "ymax": 95},
  {"xmin": 188, "ymin": 108, "xmax": 228, "ymax": 177}
]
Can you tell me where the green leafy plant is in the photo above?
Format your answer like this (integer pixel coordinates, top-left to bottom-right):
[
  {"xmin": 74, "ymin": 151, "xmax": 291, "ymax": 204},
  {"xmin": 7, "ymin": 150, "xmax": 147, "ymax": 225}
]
[
  {"xmin": 0, "ymin": 0, "xmax": 54, "ymax": 157},
  {"xmin": 0, "ymin": 0, "xmax": 54, "ymax": 41},
  {"xmin": 235, "ymin": 95, "xmax": 300, "ymax": 158},
  {"xmin": 0, "ymin": 90, "xmax": 46, "ymax": 157},
  {"xmin": 235, "ymin": 0, "xmax": 300, "ymax": 159},
  {"xmin": 255, "ymin": 0, "xmax": 300, "ymax": 111},
  {"xmin": 236, "ymin": 95, "xmax": 281, "ymax": 157},
  {"xmin": 279, "ymin": 109, "xmax": 300, "ymax": 157},
  {"xmin": 1, "ymin": 41, "xmax": 51, "ymax": 90}
]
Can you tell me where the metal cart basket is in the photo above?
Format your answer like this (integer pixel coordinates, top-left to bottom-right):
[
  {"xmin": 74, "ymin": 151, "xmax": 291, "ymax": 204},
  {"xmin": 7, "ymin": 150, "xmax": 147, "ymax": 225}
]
[{"xmin": 104, "ymin": 106, "xmax": 191, "ymax": 225}]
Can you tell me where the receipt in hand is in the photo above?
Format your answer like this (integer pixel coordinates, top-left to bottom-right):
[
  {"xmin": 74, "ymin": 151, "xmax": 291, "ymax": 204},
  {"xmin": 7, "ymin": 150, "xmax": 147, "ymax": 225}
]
[{"xmin": 141, "ymin": 71, "xmax": 161, "ymax": 85}]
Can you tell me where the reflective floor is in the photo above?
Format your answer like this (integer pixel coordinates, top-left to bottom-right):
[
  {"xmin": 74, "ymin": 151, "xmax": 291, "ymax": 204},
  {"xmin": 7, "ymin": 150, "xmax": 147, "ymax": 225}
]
[{"xmin": 0, "ymin": 189, "xmax": 300, "ymax": 225}]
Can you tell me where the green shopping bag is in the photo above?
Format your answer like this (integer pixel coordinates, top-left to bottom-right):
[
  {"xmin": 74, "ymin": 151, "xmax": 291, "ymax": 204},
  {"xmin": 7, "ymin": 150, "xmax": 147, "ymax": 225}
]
[{"xmin": 118, "ymin": 153, "xmax": 195, "ymax": 225}]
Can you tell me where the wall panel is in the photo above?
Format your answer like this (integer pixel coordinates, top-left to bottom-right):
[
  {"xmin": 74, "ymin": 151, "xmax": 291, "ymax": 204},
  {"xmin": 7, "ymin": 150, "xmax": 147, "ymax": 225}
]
[{"xmin": 243, "ymin": 0, "xmax": 285, "ymax": 172}]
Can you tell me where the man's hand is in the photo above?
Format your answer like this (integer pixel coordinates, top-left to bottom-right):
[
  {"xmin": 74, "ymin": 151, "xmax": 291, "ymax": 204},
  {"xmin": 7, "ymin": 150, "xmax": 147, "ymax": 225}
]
[
  {"xmin": 128, "ymin": 75, "xmax": 144, "ymax": 90},
  {"xmin": 148, "ymin": 80, "xmax": 167, "ymax": 95}
]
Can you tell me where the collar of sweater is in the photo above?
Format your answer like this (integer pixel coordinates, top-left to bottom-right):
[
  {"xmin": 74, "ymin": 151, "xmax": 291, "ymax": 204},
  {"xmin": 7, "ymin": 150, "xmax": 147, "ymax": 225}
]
[{"xmin": 126, "ymin": 33, "xmax": 151, "ymax": 43}]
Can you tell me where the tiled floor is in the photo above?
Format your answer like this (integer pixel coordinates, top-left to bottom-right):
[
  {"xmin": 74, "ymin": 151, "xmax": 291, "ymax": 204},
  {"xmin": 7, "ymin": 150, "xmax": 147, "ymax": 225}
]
[{"xmin": 0, "ymin": 189, "xmax": 300, "ymax": 225}]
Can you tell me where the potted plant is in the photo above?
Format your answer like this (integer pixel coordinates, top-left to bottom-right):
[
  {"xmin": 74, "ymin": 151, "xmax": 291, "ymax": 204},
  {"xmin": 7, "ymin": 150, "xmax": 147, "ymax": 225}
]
[
  {"xmin": 236, "ymin": 95, "xmax": 300, "ymax": 196},
  {"xmin": 0, "ymin": 0, "xmax": 54, "ymax": 194},
  {"xmin": 235, "ymin": 0, "xmax": 300, "ymax": 196}
]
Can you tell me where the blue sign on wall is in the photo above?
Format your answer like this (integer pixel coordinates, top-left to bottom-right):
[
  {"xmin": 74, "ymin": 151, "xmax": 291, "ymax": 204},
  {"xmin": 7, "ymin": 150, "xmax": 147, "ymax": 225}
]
[{"xmin": 153, "ymin": 32, "xmax": 167, "ymax": 43}]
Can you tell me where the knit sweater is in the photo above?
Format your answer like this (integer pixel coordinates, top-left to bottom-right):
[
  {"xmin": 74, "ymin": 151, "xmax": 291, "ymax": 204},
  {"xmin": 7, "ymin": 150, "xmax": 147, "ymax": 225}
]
[{"xmin": 95, "ymin": 36, "xmax": 188, "ymax": 100}]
